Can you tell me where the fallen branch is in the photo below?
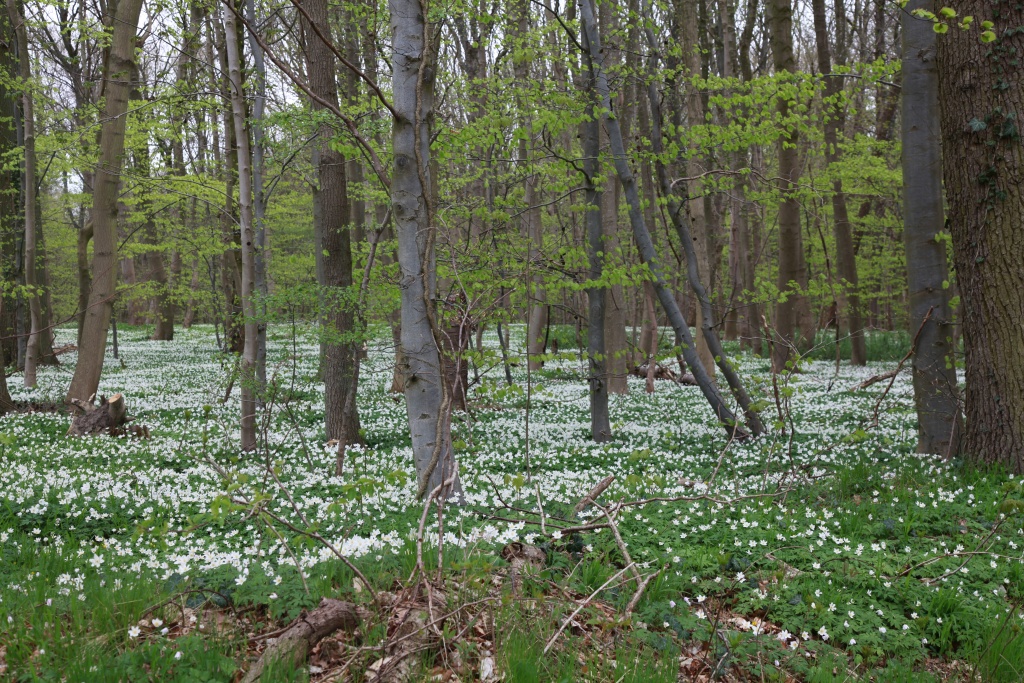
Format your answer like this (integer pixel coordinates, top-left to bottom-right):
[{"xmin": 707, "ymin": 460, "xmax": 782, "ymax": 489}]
[
  {"xmin": 573, "ymin": 475, "xmax": 615, "ymax": 516},
  {"xmin": 543, "ymin": 562, "xmax": 634, "ymax": 655},
  {"xmin": 242, "ymin": 598, "xmax": 359, "ymax": 683},
  {"xmin": 852, "ymin": 368, "xmax": 900, "ymax": 391}
]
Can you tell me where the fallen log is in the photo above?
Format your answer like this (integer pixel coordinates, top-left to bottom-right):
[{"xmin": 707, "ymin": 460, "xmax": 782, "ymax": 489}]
[{"xmin": 242, "ymin": 598, "xmax": 359, "ymax": 683}]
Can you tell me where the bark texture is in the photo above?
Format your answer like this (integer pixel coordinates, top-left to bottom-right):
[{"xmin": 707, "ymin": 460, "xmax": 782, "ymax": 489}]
[
  {"xmin": 582, "ymin": 96, "xmax": 612, "ymax": 442},
  {"xmin": 390, "ymin": 0, "xmax": 463, "ymax": 498},
  {"xmin": 242, "ymin": 598, "xmax": 359, "ymax": 683},
  {"xmin": 300, "ymin": 0, "xmax": 362, "ymax": 446},
  {"xmin": 223, "ymin": 0, "xmax": 259, "ymax": 451},
  {"xmin": 66, "ymin": 0, "xmax": 145, "ymax": 402},
  {"xmin": 901, "ymin": 0, "xmax": 962, "ymax": 456},
  {"xmin": 767, "ymin": 0, "xmax": 808, "ymax": 372},
  {"xmin": 938, "ymin": 0, "xmax": 1023, "ymax": 467}
]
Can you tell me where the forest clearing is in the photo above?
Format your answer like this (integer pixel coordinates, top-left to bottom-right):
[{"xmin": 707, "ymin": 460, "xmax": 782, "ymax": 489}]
[{"xmin": 3, "ymin": 0, "xmax": 1024, "ymax": 677}]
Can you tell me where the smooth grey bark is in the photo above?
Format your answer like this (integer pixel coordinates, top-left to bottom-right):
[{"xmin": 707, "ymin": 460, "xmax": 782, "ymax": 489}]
[
  {"xmin": 223, "ymin": 0, "xmax": 259, "ymax": 451},
  {"xmin": 900, "ymin": 0, "xmax": 962, "ymax": 456},
  {"xmin": 579, "ymin": 0, "xmax": 746, "ymax": 437},
  {"xmin": 390, "ymin": 0, "xmax": 463, "ymax": 498},
  {"xmin": 581, "ymin": 92, "xmax": 612, "ymax": 442},
  {"xmin": 66, "ymin": 0, "xmax": 144, "ymax": 403}
]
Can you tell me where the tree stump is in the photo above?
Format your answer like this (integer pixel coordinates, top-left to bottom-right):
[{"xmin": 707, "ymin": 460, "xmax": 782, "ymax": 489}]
[{"xmin": 67, "ymin": 393, "xmax": 137, "ymax": 436}]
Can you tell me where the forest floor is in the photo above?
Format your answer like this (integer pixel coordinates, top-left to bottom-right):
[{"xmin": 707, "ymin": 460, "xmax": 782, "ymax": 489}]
[{"xmin": 0, "ymin": 325, "xmax": 1020, "ymax": 682}]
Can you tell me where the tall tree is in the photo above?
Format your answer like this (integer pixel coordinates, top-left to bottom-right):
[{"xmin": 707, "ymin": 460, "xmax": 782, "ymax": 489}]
[
  {"xmin": 6, "ymin": 0, "xmax": 40, "ymax": 387},
  {"xmin": 223, "ymin": 0, "xmax": 259, "ymax": 450},
  {"xmin": 298, "ymin": 0, "xmax": 362, "ymax": 449},
  {"xmin": 676, "ymin": 0, "xmax": 716, "ymax": 376},
  {"xmin": 579, "ymin": 0, "xmax": 748, "ymax": 437},
  {"xmin": 938, "ymin": 1, "xmax": 1022, "ymax": 467},
  {"xmin": 66, "ymin": 0, "xmax": 145, "ymax": 402},
  {"xmin": 900, "ymin": 0, "xmax": 961, "ymax": 456},
  {"xmin": 812, "ymin": 0, "xmax": 866, "ymax": 365},
  {"xmin": 390, "ymin": 0, "xmax": 463, "ymax": 498},
  {"xmin": 581, "ymin": 45, "xmax": 612, "ymax": 442},
  {"xmin": 766, "ymin": 0, "xmax": 809, "ymax": 371}
]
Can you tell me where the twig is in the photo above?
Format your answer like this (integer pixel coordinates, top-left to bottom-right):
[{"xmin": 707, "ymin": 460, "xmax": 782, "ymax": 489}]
[{"xmin": 543, "ymin": 562, "xmax": 634, "ymax": 654}]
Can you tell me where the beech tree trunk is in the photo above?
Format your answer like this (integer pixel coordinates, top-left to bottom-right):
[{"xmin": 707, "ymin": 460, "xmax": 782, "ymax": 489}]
[
  {"xmin": 66, "ymin": 0, "xmax": 145, "ymax": 403},
  {"xmin": 900, "ymin": 0, "xmax": 962, "ymax": 456},
  {"xmin": 300, "ymin": 0, "xmax": 362, "ymax": 447},
  {"xmin": 390, "ymin": 0, "xmax": 463, "ymax": 498},
  {"xmin": 938, "ymin": 0, "xmax": 1023, "ymax": 467},
  {"xmin": 223, "ymin": 0, "xmax": 259, "ymax": 451},
  {"xmin": 212, "ymin": 13, "xmax": 243, "ymax": 354},
  {"xmin": 766, "ymin": 0, "xmax": 808, "ymax": 372}
]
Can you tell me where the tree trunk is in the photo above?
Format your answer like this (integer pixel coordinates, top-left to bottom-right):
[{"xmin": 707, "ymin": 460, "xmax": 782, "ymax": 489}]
[
  {"xmin": 938, "ymin": 0, "xmax": 1023, "ymax": 467},
  {"xmin": 390, "ymin": 0, "xmax": 463, "ymax": 498},
  {"xmin": 66, "ymin": 0, "xmax": 145, "ymax": 403},
  {"xmin": 582, "ymin": 93, "xmax": 612, "ymax": 442},
  {"xmin": 900, "ymin": 0, "xmax": 962, "ymax": 457},
  {"xmin": 670, "ymin": 0, "xmax": 717, "ymax": 377},
  {"xmin": 641, "ymin": 12, "xmax": 765, "ymax": 436},
  {"xmin": 580, "ymin": 0, "xmax": 746, "ymax": 437},
  {"xmin": 0, "ymin": 294, "xmax": 11, "ymax": 413},
  {"xmin": 300, "ymin": 0, "xmax": 362, "ymax": 447},
  {"xmin": 223, "ymin": 0, "xmax": 259, "ymax": 451},
  {"xmin": 766, "ymin": 0, "xmax": 807, "ymax": 372},
  {"xmin": 7, "ymin": 0, "xmax": 40, "ymax": 388},
  {"xmin": 245, "ymin": 0, "xmax": 268, "ymax": 395},
  {"xmin": 214, "ymin": 11, "xmax": 243, "ymax": 355},
  {"xmin": 811, "ymin": 0, "xmax": 865, "ymax": 365}
]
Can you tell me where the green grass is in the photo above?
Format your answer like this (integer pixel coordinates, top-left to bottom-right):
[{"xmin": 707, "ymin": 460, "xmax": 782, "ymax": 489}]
[{"xmin": 805, "ymin": 329, "xmax": 913, "ymax": 363}]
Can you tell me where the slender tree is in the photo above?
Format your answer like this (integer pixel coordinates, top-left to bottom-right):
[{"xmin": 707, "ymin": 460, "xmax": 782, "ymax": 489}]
[
  {"xmin": 579, "ymin": 0, "xmax": 747, "ymax": 437},
  {"xmin": 66, "ymin": 0, "xmax": 145, "ymax": 402},
  {"xmin": 223, "ymin": 0, "xmax": 259, "ymax": 450},
  {"xmin": 938, "ymin": 0, "xmax": 1023, "ymax": 467},
  {"xmin": 812, "ymin": 0, "xmax": 865, "ymax": 365},
  {"xmin": 580, "ymin": 55, "xmax": 612, "ymax": 442},
  {"xmin": 766, "ymin": 0, "xmax": 809, "ymax": 372},
  {"xmin": 6, "ymin": 0, "xmax": 40, "ymax": 387}
]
